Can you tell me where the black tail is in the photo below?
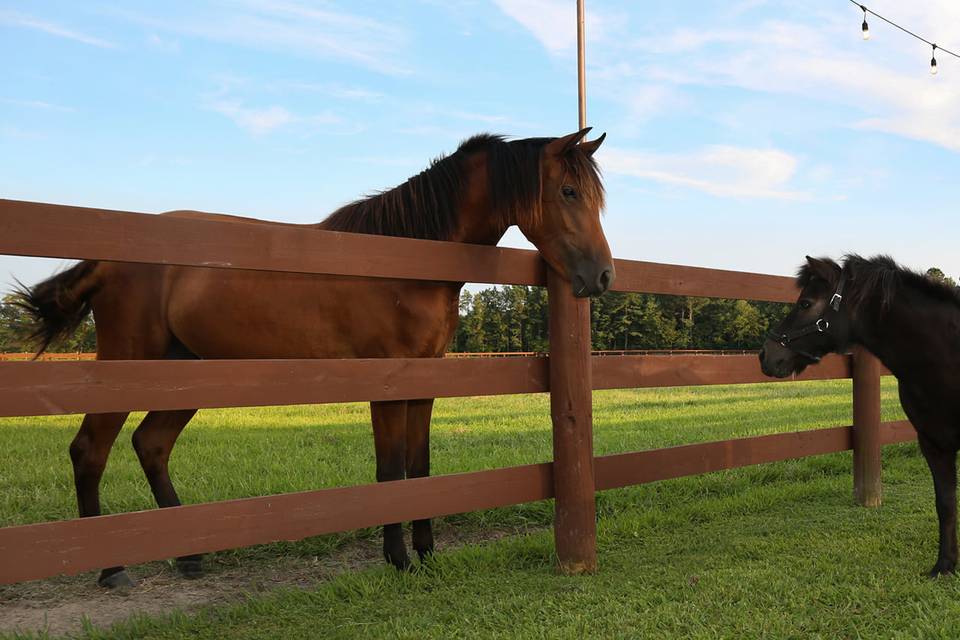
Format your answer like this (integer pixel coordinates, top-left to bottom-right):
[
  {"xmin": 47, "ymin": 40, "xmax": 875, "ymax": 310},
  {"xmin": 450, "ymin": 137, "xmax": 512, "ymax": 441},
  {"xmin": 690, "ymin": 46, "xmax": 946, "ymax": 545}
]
[{"xmin": 10, "ymin": 261, "xmax": 100, "ymax": 356}]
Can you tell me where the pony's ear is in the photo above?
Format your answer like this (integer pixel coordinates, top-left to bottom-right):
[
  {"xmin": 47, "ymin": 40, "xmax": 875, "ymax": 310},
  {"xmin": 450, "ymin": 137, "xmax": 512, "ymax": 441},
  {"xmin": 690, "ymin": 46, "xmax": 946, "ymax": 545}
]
[
  {"xmin": 804, "ymin": 256, "xmax": 840, "ymax": 283},
  {"xmin": 577, "ymin": 132, "xmax": 606, "ymax": 156},
  {"xmin": 545, "ymin": 127, "xmax": 591, "ymax": 156}
]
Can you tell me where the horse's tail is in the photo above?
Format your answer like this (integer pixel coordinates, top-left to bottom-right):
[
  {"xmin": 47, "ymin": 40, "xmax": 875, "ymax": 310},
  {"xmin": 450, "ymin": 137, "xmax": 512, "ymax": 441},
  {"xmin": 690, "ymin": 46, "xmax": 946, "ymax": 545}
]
[{"xmin": 11, "ymin": 261, "xmax": 100, "ymax": 357}]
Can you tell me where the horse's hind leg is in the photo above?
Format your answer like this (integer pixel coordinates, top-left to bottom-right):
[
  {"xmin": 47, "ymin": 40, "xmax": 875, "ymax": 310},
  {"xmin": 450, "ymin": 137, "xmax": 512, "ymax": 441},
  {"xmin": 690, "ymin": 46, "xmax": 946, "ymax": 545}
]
[
  {"xmin": 370, "ymin": 400, "xmax": 411, "ymax": 570},
  {"xmin": 918, "ymin": 434, "xmax": 958, "ymax": 577},
  {"xmin": 131, "ymin": 408, "xmax": 201, "ymax": 577},
  {"xmin": 406, "ymin": 398, "xmax": 435, "ymax": 562},
  {"xmin": 70, "ymin": 412, "xmax": 131, "ymax": 587}
]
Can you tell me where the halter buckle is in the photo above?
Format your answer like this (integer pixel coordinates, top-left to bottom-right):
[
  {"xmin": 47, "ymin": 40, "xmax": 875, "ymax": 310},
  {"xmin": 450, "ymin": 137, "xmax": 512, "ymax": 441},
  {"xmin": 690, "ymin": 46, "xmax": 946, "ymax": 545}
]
[
  {"xmin": 816, "ymin": 318, "xmax": 829, "ymax": 332},
  {"xmin": 829, "ymin": 293, "xmax": 842, "ymax": 311}
]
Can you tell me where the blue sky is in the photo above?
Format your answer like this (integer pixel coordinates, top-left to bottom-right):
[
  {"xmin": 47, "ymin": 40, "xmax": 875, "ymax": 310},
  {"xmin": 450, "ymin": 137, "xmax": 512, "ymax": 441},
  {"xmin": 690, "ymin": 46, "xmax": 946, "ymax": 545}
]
[{"xmin": 3, "ymin": 0, "xmax": 960, "ymax": 291}]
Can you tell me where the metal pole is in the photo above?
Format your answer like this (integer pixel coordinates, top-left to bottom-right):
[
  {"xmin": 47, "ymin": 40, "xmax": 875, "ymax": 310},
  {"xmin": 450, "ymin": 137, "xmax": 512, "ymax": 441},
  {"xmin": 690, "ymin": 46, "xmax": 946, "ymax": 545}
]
[{"xmin": 577, "ymin": 0, "xmax": 587, "ymax": 129}]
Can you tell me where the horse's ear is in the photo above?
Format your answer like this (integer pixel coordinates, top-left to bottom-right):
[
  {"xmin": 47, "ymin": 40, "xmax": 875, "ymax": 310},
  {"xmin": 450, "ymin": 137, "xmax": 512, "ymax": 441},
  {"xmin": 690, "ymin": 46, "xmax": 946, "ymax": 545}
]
[
  {"xmin": 578, "ymin": 132, "xmax": 606, "ymax": 156},
  {"xmin": 545, "ymin": 127, "xmax": 591, "ymax": 156},
  {"xmin": 805, "ymin": 256, "xmax": 839, "ymax": 283}
]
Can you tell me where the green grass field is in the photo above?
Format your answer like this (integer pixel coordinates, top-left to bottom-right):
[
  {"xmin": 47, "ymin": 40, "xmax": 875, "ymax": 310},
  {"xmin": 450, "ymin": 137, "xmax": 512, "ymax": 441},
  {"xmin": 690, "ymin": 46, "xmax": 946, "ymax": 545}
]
[{"xmin": 6, "ymin": 378, "xmax": 960, "ymax": 639}]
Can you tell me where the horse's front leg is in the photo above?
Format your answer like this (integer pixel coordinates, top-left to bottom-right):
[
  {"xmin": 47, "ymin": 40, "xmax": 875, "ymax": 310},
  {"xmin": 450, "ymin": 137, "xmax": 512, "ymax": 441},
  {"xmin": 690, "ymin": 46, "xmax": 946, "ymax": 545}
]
[
  {"xmin": 370, "ymin": 400, "xmax": 411, "ymax": 570},
  {"xmin": 406, "ymin": 398, "xmax": 435, "ymax": 562},
  {"xmin": 918, "ymin": 434, "xmax": 958, "ymax": 577}
]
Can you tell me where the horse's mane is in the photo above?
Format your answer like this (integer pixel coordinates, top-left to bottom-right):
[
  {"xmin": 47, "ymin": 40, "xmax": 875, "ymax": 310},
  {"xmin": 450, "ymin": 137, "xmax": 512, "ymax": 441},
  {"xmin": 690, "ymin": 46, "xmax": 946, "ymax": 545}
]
[
  {"xmin": 797, "ymin": 254, "xmax": 960, "ymax": 312},
  {"xmin": 318, "ymin": 134, "xmax": 604, "ymax": 240}
]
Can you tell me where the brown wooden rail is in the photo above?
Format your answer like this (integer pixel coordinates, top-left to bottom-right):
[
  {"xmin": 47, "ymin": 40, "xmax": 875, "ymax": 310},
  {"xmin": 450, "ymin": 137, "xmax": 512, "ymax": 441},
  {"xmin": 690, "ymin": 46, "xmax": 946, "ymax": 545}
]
[
  {"xmin": 0, "ymin": 199, "xmax": 796, "ymax": 301},
  {"xmin": 0, "ymin": 354, "xmax": 855, "ymax": 417},
  {"xmin": 0, "ymin": 421, "xmax": 915, "ymax": 584}
]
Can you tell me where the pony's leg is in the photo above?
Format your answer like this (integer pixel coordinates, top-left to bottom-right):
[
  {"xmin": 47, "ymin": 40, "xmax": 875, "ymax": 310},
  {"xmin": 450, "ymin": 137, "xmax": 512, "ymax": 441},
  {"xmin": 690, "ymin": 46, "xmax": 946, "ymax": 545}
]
[
  {"xmin": 131, "ymin": 409, "xmax": 201, "ymax": 577},
  {"xmin": 370, "ymin": 400, "xmax": 411, "ymax": 570},
  {"xmin": 406, "ymin": 398, "xmax": 435, "ymax": 561},
  {"xmin": 918, "ymin": 434, "xmax": 958, "ymax": 577},
  {"xmin": 70, "ymin": 412, "xmax": 130, "ymax": 587}
]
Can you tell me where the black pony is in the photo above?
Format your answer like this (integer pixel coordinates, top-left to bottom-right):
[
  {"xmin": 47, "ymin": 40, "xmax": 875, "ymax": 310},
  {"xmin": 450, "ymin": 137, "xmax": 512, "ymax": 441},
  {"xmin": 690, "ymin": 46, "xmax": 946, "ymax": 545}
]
[{"xmin": 761, "ymin": 254, "xmax": 960, "ymax": 577}]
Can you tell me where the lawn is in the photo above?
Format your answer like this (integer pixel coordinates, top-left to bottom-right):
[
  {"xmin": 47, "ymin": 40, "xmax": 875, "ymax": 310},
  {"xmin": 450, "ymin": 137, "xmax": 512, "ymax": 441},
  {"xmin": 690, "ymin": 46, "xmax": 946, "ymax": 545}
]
[{"xmin": 5, "ymin": 377, "xmax": 955, "ymax": 639}]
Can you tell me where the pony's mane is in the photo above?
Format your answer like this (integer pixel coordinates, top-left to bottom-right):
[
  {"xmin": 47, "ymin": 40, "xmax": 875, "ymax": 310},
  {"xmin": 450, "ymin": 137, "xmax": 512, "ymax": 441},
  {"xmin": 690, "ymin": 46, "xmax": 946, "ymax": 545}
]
[
  {"xmin": 797, "ymin": 254, "xmax": 960, "ymax": 311},
  {"xmin": 318, "ymin": 134, "xmax": 604, "ymax": 240}
]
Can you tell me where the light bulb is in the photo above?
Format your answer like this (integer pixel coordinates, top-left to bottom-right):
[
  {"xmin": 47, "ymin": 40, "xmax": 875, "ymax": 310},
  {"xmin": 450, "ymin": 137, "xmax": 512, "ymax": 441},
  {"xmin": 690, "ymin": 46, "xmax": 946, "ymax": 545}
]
[
  {"xmin": 862, "ymin": 20, "xmax": 870, "ymax": 40},
  {"xmin": 931, "ymin": 57, "xmax": 938, "ymax": 74}
]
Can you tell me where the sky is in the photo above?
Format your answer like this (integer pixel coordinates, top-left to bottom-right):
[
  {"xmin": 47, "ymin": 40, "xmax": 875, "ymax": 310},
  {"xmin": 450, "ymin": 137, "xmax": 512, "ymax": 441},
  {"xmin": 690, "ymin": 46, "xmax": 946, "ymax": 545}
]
[{"xmin": 2, "ymin": 0, "xmax": 960, "ymax": 291}]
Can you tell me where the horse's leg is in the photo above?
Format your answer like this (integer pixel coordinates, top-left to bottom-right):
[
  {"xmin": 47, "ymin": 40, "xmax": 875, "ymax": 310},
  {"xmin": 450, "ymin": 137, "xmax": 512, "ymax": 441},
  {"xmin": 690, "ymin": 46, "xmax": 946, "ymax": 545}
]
[
  {"xmin": 370, "ymin": 399, "xmax": 411, "ymax": 570},
  {"xmin": 406, "ymin": 398, "xmax": 435, "ymax": 562},
  {"xmin": 918, "ymin": 434, "xmax": 958, "ymax": 577},
  {"xmin": 70, "ymin": 412, "xmax": 130, "ymax": 587},
  {"xmin": 131, "ymin": 408, "xmax": 201, "ymax": 577}
]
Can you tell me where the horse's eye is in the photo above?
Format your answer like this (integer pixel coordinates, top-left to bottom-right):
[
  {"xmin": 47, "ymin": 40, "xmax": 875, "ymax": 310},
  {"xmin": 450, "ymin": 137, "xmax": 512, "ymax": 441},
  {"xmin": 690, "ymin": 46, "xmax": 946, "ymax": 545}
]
[
  {"xmin": 799, "ymin": 300, "xmax": 812, "ymax": 310},
  {"xmin": 561, "ymin": 185, "xmax": 577, "ymax": 199}
]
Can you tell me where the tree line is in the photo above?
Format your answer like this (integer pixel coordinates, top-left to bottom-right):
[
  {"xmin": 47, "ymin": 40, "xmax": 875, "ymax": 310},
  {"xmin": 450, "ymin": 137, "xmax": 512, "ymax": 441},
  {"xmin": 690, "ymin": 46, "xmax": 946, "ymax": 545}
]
[
  {"xmin": 452, "ymin": 287, "xmax": 790, "ymax": 353},
  {"xmin": 1, "ymin": 267, "xmax": 955, "ymax": 353}
]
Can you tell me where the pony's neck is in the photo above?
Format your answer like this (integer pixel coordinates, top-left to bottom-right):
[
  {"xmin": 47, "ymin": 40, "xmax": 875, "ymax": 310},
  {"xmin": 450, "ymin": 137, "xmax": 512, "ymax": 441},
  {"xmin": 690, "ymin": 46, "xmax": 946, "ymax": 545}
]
[{"xmin": 850, "ymin": 280, "xmax": 958, "ymax": 377}]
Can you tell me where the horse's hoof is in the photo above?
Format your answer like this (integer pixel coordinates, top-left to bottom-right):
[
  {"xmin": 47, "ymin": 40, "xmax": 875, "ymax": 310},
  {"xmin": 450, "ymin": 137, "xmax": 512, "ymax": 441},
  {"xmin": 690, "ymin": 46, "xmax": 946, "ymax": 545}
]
[
  {"xmin": 98, "ymin": 569, "xmax": 136, "ymax": 589},
  {"xmin": 385, "ymin": 550, "xmax": 412, "ymax": 572},
  {"xmin": 176, "ymin": 558, "xmax": 204, "ymax": 579},
  {"xmin": 927, "ymin": 565, "xmax": 956, "ymax": 579}
]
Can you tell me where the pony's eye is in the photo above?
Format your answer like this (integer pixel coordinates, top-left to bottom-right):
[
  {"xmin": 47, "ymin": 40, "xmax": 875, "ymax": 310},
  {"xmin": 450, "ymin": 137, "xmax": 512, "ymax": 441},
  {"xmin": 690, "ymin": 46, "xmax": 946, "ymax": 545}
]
[
  {"xmin": 799, "ymin": 300, "xmax": 812, "ymax": 310},
  {"xmin": 561, "ymin": 185, "xmax": 577, "ymax": 199}
]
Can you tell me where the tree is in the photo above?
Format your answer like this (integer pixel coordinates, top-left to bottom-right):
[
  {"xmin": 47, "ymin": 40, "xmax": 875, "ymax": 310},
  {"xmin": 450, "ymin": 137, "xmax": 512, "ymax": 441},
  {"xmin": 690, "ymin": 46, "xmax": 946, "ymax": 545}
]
[{"xmin": 926, "ymin": 267, "xmax": 957, "ymax": 289}]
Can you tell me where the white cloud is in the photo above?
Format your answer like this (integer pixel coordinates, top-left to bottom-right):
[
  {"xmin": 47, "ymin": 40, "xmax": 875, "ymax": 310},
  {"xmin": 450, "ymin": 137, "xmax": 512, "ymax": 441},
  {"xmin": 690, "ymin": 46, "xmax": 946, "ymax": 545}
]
[
  {"xmin": 0, "ymin": 10, "xmax": 116, "ymax": 48},
  {"xmin": 272, "ymin": 81, "xmax": 384, "ymax": 102},
  {"xmin": 601, "ymin": 145, "xmax": 807, "ymax": 200},
  {"xmin": 146, "ymin": 33, "xmax": 180, "ymax": 53},
  {"xmin": 492, "ymin": 0, "xmax": 606, "ymax": 54},
  {"xmin": 0, "ymin": 98, "xmax": 74, "ymax": 112},
  {"xmin": 207, "ymin": 100, "xmax": 339, "ymax": 135},
  {"xmin": 111, "ymin": 1, "xmax": 410, "ymax": 75},
  {"xmin": 627, "ymin": 15, "xmax": 960, "ymax": 153}
]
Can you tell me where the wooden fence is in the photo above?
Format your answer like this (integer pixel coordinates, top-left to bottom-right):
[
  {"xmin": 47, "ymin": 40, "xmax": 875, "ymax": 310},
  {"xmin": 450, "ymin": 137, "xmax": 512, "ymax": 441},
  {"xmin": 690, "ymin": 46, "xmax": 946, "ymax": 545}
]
[{"xmin": 0, "ymin": 198, "xmax": 913, "ymax": 584}]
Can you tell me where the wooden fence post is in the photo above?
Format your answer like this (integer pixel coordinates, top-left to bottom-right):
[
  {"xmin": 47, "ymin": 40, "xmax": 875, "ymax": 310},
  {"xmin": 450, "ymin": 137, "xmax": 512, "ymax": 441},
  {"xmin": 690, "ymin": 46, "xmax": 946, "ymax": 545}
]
[
  {"xmin": 852, "ymin": 346, "xmax": 882, "ymax": 507},
  {"xmin": 548, "ymin": 267, "xmax": 598, "ymax": 574}
]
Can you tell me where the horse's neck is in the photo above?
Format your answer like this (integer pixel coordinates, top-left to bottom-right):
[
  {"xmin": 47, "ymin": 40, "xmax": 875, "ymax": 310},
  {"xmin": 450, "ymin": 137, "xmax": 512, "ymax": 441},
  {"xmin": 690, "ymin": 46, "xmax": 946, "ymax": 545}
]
[
  {"xmin": 447, "ymin": 152, "xmax": 510, "ymax": 246},
  {"xmin": 852, "ymin": 285, "xmax": 959, "ymax": 377}
]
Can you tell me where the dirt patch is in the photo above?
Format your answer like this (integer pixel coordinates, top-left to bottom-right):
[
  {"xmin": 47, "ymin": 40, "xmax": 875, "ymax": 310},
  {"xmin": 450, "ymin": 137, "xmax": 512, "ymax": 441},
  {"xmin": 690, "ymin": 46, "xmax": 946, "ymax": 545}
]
[{"xmin": 0, "ymin": 526, "xmax": 533, "ymax": 638}]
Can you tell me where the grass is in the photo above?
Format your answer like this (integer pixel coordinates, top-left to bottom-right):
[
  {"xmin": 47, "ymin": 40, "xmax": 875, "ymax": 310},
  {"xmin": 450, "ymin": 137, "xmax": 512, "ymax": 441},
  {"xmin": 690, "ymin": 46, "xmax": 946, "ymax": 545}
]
[{"xmin": 6, "ymin": 378, "xmax": 954, "ymax": 639}]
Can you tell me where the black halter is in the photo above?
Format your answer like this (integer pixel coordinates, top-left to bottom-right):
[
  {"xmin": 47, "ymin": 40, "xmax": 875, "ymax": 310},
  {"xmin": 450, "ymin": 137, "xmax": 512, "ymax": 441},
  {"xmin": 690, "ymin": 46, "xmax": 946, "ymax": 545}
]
[{"xmin": 766, "ymin": 270, "xmax": 847, "ymax": 363}]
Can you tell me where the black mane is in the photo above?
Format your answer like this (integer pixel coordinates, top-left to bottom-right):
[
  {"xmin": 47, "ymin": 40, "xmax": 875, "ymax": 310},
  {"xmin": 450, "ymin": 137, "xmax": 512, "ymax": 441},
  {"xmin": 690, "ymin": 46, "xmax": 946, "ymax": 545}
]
[
  {"xmin": 798, "ymin": 254, "xmax": 960, "ymax": 311},
  {"xmin": 319, "ymin": 134, "xmax": 604, "ymax": 241}
]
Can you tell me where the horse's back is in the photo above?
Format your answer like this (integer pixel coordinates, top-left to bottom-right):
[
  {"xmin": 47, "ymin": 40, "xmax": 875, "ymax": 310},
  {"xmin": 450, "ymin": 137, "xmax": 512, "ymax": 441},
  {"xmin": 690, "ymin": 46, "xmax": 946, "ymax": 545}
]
[{"xmin": 160, "ymin": 209, "xmax": 318, "ymax": 229}]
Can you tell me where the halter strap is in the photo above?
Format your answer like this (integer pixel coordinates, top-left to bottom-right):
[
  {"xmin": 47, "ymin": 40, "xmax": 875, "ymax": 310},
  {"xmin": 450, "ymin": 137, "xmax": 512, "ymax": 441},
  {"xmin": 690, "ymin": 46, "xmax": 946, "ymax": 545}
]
[{"xmin": 766, "ymin": 269, "xmax": 847, "ymax": 363}]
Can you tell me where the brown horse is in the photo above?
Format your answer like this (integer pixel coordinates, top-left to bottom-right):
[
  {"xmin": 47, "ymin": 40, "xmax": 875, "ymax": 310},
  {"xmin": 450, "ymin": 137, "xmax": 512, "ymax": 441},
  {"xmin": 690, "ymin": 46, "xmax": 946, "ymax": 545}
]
[{"xmin": 14, "ymin": 129, "xmax": 613, "ymax": 588}]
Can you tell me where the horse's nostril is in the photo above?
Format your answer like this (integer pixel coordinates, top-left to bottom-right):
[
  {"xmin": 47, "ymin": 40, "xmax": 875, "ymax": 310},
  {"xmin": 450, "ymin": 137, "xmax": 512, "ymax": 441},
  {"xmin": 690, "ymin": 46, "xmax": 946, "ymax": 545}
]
[{"xmin": 598, "ymin": 269, "xmax": 613, "ymax": 292}]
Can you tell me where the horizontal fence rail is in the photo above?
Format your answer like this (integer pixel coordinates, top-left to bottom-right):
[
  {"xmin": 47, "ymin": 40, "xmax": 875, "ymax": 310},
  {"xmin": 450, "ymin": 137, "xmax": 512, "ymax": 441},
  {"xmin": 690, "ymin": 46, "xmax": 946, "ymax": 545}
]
[
  {"xmin": 0, "ymin": 354, "xmax": 862, "ymax": 417},
  {"xmin": 0, "ymin": 199, "xmax": 797, "ymax": 301},
  {"xmin": 0, "ymin": 421, "xmax": 916, "ymax": 584}
]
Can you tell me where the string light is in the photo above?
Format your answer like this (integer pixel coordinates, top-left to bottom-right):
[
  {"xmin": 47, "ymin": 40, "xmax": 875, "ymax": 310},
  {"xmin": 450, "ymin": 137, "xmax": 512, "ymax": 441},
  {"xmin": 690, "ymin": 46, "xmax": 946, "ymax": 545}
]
[{"xmin": 849, "ymin": 1, "xmax": 960, "ymax": 74}]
